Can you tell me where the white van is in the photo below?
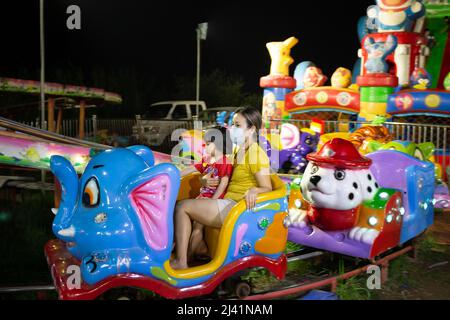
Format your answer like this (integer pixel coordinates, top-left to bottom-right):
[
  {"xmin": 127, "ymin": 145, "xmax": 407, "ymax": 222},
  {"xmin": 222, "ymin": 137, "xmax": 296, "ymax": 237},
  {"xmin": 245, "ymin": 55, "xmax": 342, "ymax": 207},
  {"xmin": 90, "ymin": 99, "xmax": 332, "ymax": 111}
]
[{"xmin": 133, "ymin": 101, "xmax": 207, "ymax": 146}]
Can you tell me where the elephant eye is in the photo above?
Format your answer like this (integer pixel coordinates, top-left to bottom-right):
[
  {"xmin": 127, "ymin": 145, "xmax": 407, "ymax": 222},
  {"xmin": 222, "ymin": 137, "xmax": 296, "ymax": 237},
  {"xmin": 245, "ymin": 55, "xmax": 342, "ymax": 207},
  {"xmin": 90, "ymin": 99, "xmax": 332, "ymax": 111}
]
[{"xmin": 83, "ymin": 178, "xmax": 99, "ymax": 207}]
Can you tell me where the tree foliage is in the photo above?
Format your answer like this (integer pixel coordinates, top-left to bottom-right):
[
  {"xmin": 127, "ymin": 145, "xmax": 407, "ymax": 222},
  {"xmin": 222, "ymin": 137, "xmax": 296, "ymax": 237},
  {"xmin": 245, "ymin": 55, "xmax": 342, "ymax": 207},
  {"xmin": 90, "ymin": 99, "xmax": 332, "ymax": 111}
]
[
  {"xmin": 172, "ymin": 69, "xmax": 261, "ymax": 109},
  {"xmin": 0, "ymin": 65, "xmax": 261, "ymax": 119}
]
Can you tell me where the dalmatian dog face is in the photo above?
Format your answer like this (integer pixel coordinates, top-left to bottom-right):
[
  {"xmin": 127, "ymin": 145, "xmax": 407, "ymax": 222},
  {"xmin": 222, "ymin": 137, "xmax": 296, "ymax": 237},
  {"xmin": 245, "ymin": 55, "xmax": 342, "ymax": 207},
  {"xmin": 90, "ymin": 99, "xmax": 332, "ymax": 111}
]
[
  {"xmin": 301, "ymin": 162, "xmax": 364, "ymax": 210},
  {"xmin": 359, "ymin": 169, "xmax": 380, "ymax": 201}
]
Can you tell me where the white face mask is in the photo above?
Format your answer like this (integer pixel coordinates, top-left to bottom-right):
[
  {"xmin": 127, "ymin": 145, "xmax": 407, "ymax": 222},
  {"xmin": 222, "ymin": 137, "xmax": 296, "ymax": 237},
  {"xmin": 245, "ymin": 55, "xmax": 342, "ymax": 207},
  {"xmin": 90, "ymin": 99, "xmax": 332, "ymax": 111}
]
[{"xmin": 229, "ymin": 126, "xmax": 245, "ymax": 145}]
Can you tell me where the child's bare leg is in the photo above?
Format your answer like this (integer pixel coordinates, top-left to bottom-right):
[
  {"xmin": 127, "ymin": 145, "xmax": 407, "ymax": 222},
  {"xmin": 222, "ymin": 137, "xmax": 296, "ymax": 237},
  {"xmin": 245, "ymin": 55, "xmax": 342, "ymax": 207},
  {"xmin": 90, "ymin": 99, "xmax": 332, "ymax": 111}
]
[
  {"xmin": 188, "ymin": 222, "xmax": 208, "ymax": 261},
  {"xmin": 171, "ymin": 199, "xmax": 221, "ymax": 269}
]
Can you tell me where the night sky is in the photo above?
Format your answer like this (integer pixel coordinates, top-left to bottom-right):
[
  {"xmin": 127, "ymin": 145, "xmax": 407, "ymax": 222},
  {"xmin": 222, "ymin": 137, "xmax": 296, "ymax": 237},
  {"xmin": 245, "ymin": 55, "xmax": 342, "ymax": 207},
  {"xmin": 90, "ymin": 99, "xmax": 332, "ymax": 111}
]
[{"xmin": 0, "ymin": 0, "xmax": 375, "ymax": 106}]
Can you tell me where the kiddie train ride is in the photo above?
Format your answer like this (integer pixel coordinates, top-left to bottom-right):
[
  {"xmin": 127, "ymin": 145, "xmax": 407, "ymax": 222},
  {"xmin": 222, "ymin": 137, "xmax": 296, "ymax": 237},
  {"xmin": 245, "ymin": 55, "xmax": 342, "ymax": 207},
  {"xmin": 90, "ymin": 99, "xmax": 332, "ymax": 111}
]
[
  {"xmin": 288, "ymin": 138, "xmax": 434, "ymax": 259},
  {"xmin": 44, "ymin": 137, "xmax": 435, "ymax": 299},
  {"xmin": 45, "ymin": 146, "xmax": 289, "ymax": 300}
]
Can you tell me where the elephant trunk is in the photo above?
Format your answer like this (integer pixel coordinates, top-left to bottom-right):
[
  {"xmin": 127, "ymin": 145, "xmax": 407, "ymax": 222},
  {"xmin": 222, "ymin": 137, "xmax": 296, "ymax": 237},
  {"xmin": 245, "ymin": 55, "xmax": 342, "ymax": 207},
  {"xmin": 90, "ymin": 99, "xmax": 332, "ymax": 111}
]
[{"xmin": 50, "ymin": 155, "xmax": 79, "ymax": 240}]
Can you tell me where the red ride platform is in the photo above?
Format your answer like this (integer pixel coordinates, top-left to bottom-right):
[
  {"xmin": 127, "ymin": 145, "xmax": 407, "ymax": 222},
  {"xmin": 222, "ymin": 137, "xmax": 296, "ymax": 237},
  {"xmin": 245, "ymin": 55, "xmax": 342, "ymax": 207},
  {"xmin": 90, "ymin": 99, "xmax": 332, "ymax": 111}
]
[{"xmin": 44, "ymin": 239, "xmax": 287, "ymax": 300}]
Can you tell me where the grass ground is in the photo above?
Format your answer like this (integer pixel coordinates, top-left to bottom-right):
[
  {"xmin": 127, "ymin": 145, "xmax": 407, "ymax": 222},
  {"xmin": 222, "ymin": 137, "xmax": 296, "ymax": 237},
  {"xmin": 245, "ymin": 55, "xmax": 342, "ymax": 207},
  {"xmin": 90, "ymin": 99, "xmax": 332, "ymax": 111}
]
[
  {"xmin": 375, "ymin": 212, "xmax": 450, "ymax": 300},
  {"xmin": 246, "ymin": 212, "xmax": 450, "ymax": 300},
  {"xmin": 322, "ymin": 211, "xmax": 450, "ymax": 300},
  {"xmin": 0, "ymin": 190, "xmax": 55, "ymax": 287}
]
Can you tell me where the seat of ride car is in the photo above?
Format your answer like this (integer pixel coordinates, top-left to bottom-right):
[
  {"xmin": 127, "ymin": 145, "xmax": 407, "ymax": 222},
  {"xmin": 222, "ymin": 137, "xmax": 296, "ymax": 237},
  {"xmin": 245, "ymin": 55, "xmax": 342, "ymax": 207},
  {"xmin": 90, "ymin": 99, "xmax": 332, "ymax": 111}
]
[{"xmin": 163, "ymin": 172, "xmax": 286, "ymax": 279}]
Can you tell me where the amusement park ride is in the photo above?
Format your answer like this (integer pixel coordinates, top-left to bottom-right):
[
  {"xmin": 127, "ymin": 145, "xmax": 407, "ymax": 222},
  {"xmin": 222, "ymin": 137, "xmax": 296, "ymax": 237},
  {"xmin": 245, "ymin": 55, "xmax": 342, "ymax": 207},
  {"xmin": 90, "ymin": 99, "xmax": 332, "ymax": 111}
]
[{"xmin": 0, "ymin": 0, "xmax": 449, "ymax": 299}]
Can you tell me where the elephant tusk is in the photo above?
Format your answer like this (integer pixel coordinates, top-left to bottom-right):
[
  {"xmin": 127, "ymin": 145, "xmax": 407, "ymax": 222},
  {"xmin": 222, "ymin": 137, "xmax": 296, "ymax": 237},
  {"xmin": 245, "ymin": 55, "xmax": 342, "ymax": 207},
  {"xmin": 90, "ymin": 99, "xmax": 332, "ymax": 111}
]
[
  {"xmin": 51, "ymin": 208, "xmax": 58, "ymax": 215},
  {"xmin": 58, "ymin": 225, "xmax": 75, "ymax": 238}
]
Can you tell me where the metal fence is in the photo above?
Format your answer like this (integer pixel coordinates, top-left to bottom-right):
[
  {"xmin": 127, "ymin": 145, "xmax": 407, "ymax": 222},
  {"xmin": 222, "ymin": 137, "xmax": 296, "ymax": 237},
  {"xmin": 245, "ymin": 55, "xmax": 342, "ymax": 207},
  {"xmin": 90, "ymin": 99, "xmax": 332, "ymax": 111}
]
[
  {"xmin": 134, "ymin": 117, "xmax": 449, "ymax": 172},
  {"xmin": 96, "ymin": 118, "xmax": 136, "ymax": 136},
  {"xmin": 268, "ymin": 118, "xmax": 450, "ymax": 174},
  {"xmin": 20, "ymin": 116, "xmax": 137, "ymax": 141},
  {"xmin": 18, "ymin": 116, "xmax": 449, "ymax": 171}
]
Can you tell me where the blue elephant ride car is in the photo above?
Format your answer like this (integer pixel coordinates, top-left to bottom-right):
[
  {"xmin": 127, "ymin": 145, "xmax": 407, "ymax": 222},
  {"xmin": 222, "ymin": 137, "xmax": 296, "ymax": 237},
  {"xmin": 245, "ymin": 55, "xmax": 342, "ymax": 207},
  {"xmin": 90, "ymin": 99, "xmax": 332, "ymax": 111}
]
[{"xmin": 44, "ymin": 145, "xmax": 289, "ymax": 299}]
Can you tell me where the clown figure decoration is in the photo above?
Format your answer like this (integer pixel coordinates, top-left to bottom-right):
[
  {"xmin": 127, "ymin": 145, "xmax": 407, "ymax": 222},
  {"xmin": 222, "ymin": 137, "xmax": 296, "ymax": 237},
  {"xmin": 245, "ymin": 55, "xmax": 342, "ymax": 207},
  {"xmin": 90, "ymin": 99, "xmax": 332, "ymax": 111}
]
[{"xmin": 367, "ymin": 0, "xmax": 425, "ymax": 33}]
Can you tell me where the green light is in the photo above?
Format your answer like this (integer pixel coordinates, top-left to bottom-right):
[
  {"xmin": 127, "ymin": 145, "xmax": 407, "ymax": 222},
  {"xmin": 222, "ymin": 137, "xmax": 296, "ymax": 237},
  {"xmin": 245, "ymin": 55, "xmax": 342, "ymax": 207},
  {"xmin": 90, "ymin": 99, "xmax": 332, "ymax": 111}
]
[{"xmin": 0, "ymin": 211, "xmax": 11, "ymax": 222}]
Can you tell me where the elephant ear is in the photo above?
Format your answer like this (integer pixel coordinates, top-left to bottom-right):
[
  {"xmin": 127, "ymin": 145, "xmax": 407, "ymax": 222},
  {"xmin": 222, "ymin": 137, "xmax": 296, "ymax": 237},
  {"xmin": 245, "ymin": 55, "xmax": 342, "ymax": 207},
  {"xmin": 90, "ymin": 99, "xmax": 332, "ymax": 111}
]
[
  {"xmin": 129, "ymin": 166, "xmax": 178, "ymax": 252},
  {"xmin": 280, "ymin": 123, "xmax": 300, "ymax": 149},
  {"xmin": 127, "ymin": 145, "xmax": 154, "ymax": 167}
]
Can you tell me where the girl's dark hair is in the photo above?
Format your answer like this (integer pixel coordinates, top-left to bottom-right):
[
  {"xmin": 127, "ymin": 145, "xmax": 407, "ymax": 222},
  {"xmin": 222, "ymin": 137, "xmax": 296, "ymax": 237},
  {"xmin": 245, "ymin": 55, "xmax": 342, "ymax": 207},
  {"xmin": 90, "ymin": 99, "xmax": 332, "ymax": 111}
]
[
  {"xmin": 204, "ymin": 126, "xmax": 233, "ymax": 155},
  {"xmin": 234, "ymin": 106, "xmax": 262, "ymax": 132}
]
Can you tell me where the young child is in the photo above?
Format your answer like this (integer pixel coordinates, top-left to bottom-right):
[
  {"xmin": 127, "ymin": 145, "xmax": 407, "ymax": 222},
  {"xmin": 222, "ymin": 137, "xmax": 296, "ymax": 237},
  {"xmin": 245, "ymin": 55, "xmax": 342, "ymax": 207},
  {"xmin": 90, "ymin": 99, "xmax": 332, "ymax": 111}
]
[{"xmin": 180, "ymin": 126, "xmax": 233, "ymax": 260}]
